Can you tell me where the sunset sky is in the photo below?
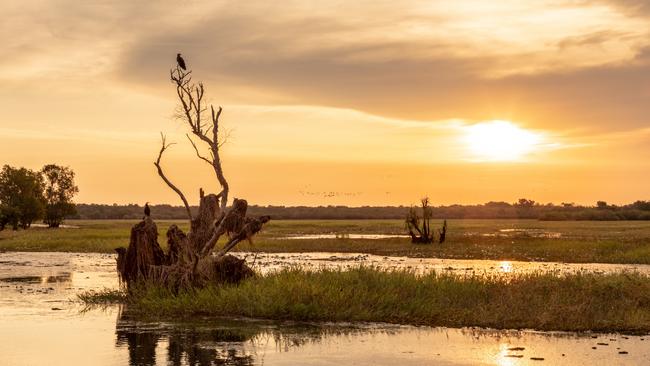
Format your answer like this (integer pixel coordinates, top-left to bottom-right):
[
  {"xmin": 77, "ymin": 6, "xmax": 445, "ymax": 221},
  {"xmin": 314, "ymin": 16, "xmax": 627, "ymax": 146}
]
[{"xmin": 1, "ymin": 0, "xmax": 649, "ymax": 206}]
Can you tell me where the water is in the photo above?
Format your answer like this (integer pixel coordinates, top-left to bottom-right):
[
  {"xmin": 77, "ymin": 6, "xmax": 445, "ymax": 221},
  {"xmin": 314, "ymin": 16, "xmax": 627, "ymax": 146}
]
[
  {"xmin": 0, "ymin": 252, "xmax": 648, "ymax": 365},
  {"xmin": 484, "ymin": 229, "xmax": 562, "ymax": 239},
  {"xmin": 29, "ymin": 223, "xmax": 80, "ymax": 229},
  {"xmin": 233, "ymin": 252, "xmax": 650, "ymax": 276},
  {"xmin": 284, "ymin": 234, "xmax": 410, "ymax": 240},
  {"xmin": 281, "ymin": 230, "xmax": 562, "ymax": 240}
]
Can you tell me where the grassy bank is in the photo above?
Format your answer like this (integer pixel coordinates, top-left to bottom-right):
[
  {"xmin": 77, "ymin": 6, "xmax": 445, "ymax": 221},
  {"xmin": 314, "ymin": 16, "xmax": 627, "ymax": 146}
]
[
  {"xmin": 0, "ymin": 220, "xmax": 188, "ymax": 253},
  {"xmin": 2, "ymin": 219, "xmax": 650, "ymax": 264},
  {"xmin": 82, "ymin": 267, "xmax": 650, "ymax": 333}
]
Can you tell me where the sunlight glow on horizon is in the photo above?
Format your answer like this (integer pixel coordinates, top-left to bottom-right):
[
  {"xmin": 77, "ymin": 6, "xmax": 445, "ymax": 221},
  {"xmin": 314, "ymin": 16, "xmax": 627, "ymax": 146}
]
[
  {"xmin": 463, "ymin": 120, "xmax": 545, "ymax": 162},
  {"xmin": 1, "ymin": 1, "xmax": 649, "ymax": 205}
]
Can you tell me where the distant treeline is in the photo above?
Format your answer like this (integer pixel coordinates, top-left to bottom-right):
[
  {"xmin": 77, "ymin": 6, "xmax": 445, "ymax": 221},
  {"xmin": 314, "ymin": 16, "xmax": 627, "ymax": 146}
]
[{"xmin": 71, "ymin": 199, "xmax": 650, "ymax": 221}]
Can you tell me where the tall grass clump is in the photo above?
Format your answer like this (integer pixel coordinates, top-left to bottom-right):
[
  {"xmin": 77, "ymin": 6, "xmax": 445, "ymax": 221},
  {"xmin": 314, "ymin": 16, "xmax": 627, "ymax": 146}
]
[{"xmin": 85, "ymin": 267, "xmax": 650, "ymax": 333}]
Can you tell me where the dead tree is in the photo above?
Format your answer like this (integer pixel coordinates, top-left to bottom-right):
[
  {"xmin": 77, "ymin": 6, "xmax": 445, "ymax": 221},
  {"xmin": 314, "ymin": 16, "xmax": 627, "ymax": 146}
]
[
  {"xmin": 115, "ymin": 63, "xmax": 270, "ymax": 289},
  {"xmin": 405, "ymin": 197, "xmax": 447, "ymax": 244},
  {"xmin": 438, "ymin": 219, "xmax": 447, "ymax": 244}
]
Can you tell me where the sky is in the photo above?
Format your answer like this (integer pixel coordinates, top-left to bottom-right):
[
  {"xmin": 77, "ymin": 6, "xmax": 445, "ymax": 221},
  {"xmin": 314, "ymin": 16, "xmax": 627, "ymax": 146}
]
[{"xmin": 1, "ymin": 0, "xmax": 649, "ymax": 206}]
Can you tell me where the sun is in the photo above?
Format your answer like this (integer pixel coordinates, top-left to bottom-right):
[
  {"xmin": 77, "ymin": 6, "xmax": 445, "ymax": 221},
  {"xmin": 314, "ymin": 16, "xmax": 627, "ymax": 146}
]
[{"xmin": 463, "ymin": 120, "xmax": 543, "ymax": 162}]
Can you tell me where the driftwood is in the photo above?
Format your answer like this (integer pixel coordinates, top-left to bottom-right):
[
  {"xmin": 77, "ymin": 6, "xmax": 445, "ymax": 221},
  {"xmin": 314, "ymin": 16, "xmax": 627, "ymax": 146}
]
[
  {"xmin": 114, "ymin": 60, "xmax": 269, "ymax": 289},
  {"xmin": 406, "ymin": 197, "xmax": 447, "ymax": 244}
]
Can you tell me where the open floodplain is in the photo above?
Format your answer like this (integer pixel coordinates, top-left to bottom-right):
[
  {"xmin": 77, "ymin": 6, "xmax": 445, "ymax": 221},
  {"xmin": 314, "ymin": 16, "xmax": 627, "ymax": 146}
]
[
  {"xmin": 2, "ymin": 219, "xmax": 650, "ymax": 263},
  {"xmin": 1, "ymin": 219, "xmax": 650, "ymax": 365}
]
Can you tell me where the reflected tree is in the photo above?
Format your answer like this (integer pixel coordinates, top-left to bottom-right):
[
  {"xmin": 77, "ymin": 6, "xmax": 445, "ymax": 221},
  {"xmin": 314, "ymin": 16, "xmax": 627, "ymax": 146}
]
[{"xmin": 114, "ymin": 310, "xmax": 374, "ymax": 366}]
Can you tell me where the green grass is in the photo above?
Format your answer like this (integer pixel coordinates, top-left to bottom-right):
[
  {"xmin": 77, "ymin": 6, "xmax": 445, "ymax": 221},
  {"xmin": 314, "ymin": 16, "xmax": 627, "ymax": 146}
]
[
  {"xmin": 0, "ymin": 220, "xmax": 188, "ymax": 253},
  {"xmin": 78, "ymin": 288, "xmax": 127, "ymax": 304},
  {"xmin": 2, "ymin": 219, "xmax": 650, "ymax": 263},
  {"xmin": 82, "ymin": 267, "xmax": 650, "ymax": 333}
]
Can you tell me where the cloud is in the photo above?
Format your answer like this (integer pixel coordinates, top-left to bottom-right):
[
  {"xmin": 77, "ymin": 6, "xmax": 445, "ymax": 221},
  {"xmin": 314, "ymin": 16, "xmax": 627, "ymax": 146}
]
[
  {"xmin": 106, "ymin": 1, "xmax": 649, "ymax": 132},
  {"xmin": 599, "ymin": 0, "xmax": 650, "ymax": 17},
  {"xmin": 556, "ymin": 30, "xmax": 638, "ymax": 49},
  {"xmin": 3, "ymin": 0, "xmax": 649, "ymax": 134}
]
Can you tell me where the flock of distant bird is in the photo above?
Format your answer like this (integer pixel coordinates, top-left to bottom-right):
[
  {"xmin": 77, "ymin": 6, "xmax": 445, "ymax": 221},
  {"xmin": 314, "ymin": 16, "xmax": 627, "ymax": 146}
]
[{"xmin": 298, "ymin": 190, "xmax": 362, "ymax": 198}]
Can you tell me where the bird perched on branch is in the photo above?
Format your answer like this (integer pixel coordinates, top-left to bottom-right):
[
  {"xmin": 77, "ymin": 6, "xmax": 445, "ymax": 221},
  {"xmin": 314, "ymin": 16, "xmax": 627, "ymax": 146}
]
[
  {"xmin": 176, "ymin": 53, "xmax": 187, "ymax": 70},
  {"xmin": 144, "ymin": 202, "xmax": 151, "ymax": 218}
]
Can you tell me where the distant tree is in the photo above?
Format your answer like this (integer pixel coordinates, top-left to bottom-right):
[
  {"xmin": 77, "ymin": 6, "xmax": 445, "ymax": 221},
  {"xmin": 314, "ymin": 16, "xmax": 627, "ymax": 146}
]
[
  {"xmin": 596, "ymin": 201, "xmax": 608, "ymax": 209},
  {"xmin": 405, "ymin": 197, "xmax": 447, "ymax": 244},
  {"xmin": 0, "ymin": 205, "xmax": 18, "ymax": 231},
  {"xmin": 631, "ymin": 200, "xmax": 650, "ymax": 211},
  {"xmin": 514, "ymin": 198, "xmax": 537, "ymax": 219},
  {"xmin": 484, "ymin": 201, "xmax": 511, "ymax": 208},
  {"xmin": 0, "ymin": 165, "xmax": 45, "ymax": 230},
  {"xmin": 516, "ymin": 198, "xmax": 536, "ymax": 208},
  {"xmin": 40, "ymin": 164, "xmax": 79, "ymax": 228}
]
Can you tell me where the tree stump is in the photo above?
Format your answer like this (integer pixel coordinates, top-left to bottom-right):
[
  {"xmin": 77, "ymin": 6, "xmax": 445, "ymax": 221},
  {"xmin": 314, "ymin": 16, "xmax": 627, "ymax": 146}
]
[{"xmin": 115, "ymin": 197, "xmax": 268, "ymax": 289}]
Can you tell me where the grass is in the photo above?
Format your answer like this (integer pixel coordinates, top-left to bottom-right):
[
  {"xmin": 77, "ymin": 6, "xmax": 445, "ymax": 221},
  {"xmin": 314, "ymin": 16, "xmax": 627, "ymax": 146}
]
[
  {"xmin": 78, "ymin": 288, "xmax": 127, "ymax": 304},
  {"xmin": 0, "ymin": 220, "xmax": 189, "ymax": 253},
  {"xmin": 2, "ymin": 219, "xmax": 650, "ymax": 263},
  {"xmin": 81, "ymin": 267, "xmax": 650, "ymax": 333}
]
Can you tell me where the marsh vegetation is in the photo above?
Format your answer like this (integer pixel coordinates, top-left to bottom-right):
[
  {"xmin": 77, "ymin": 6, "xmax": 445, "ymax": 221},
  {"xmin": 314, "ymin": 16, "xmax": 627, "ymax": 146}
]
[
  {"xmin": 3, "ymin": 219, "xmax": 650, "ymax": 264},
  {"xmin": 82, "ymin": 266, "xmax": 650, "ymax": 333}
]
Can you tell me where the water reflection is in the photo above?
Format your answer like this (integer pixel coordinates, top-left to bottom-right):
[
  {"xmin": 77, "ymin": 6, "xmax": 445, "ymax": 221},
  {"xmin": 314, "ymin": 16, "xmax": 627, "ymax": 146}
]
[
  {"xmin": 0, "ymin": 275, "xmax": 43, "ymax": 283},
  {"xmin": 114, "ymin": 308, "xmax": 405, "ymax": 366},
  {"xmin": 497, "ymin": 343, "xmax": 523, "ymax": 365},
  {"xmin": 284, "ymin": 234, "xmax": 410, "ymax": 240},
  {"xmin": 499, "ymin": 261, "xmax": 513, "ymax": 273},
  {"xmin": 116, "ymin": 311, "xmax": 320, "ymax": 366},
  {"xmin": 117, "ymin": 326, "xmax": 256, "ymax": 365},
  {"xmin": 0, "ymin": 272, "xmax": 71, "ymax": 285},
  {"xmin": 112, "ymin": 311, "xmax": 649, "ymax": 366},
  {"xmin": 235, "ymin": 252, "xmax": 650, "ymax": 277}
]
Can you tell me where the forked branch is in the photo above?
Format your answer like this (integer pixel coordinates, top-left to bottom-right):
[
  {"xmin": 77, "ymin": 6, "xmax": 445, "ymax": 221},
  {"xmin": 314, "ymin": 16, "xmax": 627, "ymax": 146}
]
[
  {"xmin": 186, "ymin": 134, "xmax": 212, "ymax": 166},
  {"xmin": 154, "ymin": 133, "xmax": 192, "ymax": 222},
  {"xmin": 169, "ymin": 66, "xmax": 229, "ymax": 210}
]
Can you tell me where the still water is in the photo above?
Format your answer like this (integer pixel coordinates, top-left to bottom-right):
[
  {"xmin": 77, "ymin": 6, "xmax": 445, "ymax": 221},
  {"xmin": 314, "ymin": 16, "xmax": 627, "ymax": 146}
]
[{"xmin": 0, "ymin": 252, "xmax": 648, "ymax": 365}]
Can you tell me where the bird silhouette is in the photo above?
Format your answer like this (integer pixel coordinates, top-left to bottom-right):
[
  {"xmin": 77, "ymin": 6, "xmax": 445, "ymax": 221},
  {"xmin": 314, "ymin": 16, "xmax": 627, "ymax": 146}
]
[
  {"xmin": 176, "ymin": 53, "xmax": 187, "ymax": 70},
  {"xmin": 144, "ymin": 202, "xmax": 150, "ymax": 218}
]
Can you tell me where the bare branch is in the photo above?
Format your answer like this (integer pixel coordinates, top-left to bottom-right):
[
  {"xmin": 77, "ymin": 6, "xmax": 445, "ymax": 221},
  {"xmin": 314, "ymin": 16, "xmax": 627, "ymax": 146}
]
[
  {"xmin": 168, "ymin": 66, "xmax": 230, "ymax": 210},
  {"xmin": 218, "ymin": 128, "xmax": 232, "ymax": 148},
  {"xmin": 153, "ymin": 133, "xmax": 192, "ymax": 222},
  {"xmin": 209, "ymin": 105, "xmax": 229, "ymax": 210},
  {"xmin": 195, "ymin": 84, "xmax": 203, "ymax": 132},
  {"xmin": 186, "ymin": 134, "xmax": 212, "ymax": 166},
  {"xmin": 118, "ymin": 62, "xmax": 270, "ymax": 288}
]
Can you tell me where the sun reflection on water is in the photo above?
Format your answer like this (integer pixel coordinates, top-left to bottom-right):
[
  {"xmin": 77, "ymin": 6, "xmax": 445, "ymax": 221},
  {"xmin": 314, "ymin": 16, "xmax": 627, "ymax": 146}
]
[
  {"xmin": 499, "ymin": 261, "xmax": 513, "ymax": 273},
  {"xmin": 495, "ymin": 343, "xmax": 518, "ymax": 366}
]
